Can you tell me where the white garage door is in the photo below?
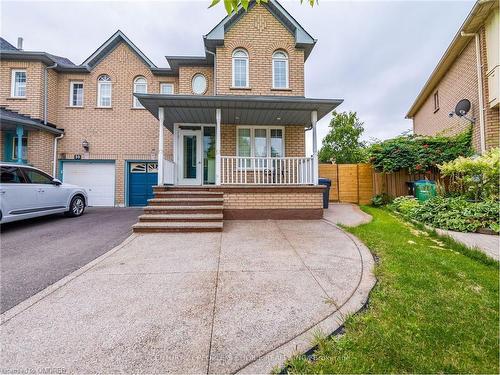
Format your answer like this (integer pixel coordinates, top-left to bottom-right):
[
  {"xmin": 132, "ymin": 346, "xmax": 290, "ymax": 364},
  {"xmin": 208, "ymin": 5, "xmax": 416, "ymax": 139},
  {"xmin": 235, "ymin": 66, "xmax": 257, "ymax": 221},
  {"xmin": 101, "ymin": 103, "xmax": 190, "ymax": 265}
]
[{"xmin": 63, "ymin": 162, "xmax": 115, "ymax": 206}]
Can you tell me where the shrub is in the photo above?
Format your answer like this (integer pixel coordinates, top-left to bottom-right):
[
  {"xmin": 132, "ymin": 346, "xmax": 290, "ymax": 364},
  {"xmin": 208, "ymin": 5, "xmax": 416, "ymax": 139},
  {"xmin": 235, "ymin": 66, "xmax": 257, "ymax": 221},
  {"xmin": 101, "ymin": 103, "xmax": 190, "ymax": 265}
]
[
  {"xmin": 372, "ymin": 193, "xmax": 392, "ymax": 207},
  {"xmin": 390, "ymin": 196, "xmax": 500, "ymax": 233},
  {"xmin": 369, "ymin": 128, "xmax": 473, "ymax": 173},
  {"xmin": 439, "ymin": 148, "xmax": 499, "ymax": 201},
  {"xmin": 389, "ymin": 196, "xmax": 421, "ymax": 215}
]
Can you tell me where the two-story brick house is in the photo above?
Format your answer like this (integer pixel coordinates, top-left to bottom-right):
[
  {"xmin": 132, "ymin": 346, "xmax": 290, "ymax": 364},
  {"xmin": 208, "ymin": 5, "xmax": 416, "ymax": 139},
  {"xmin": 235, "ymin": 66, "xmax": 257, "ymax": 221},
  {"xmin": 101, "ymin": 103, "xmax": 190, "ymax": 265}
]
[
  {"xmin": 0, "ymin": 0, "xmax": 342, "ymax": 231},
  {"xmin": 406, "ymin": 0, "xmax": 499, "ymax": 153}
]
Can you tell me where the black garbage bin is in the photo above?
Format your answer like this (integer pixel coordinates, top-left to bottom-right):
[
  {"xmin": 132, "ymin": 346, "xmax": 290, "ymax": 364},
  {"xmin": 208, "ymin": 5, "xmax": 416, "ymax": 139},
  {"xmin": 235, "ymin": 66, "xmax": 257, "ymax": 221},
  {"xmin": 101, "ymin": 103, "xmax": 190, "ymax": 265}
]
[{"xmin": 318, "ymin": 178, "xmax": 331, "ymax": 208}]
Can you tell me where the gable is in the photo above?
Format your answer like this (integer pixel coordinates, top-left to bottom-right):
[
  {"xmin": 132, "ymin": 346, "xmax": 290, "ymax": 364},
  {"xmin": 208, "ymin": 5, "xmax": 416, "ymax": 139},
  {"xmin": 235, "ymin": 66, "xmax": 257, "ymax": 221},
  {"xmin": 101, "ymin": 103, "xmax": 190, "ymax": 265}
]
[
  {"xmin": 204, "ymin": 0, "xmax": 316, "ymax": 60},
  {"xmin": 82, "ymin": 30, "xmax": 156, "ymax": 70}
]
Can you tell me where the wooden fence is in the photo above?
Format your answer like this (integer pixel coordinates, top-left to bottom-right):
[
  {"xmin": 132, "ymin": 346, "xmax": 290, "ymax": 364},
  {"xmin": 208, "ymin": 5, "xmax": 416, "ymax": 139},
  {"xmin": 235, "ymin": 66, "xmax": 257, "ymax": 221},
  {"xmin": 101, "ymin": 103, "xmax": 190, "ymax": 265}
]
[
  {"xmin": 319, "ymin": 163, "xmax": 441, "ymax": 204},
  {"xmin": 319, "ymin": 164, "xmax": 374, "ymax": 205}
]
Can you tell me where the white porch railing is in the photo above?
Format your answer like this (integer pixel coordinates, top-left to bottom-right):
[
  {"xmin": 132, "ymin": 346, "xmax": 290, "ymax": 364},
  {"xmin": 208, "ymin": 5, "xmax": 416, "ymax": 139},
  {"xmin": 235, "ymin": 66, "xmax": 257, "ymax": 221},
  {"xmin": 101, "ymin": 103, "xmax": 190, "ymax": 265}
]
[{"xmin": 220, "ymin": 156, "xmax": 315, "ymax": 185}]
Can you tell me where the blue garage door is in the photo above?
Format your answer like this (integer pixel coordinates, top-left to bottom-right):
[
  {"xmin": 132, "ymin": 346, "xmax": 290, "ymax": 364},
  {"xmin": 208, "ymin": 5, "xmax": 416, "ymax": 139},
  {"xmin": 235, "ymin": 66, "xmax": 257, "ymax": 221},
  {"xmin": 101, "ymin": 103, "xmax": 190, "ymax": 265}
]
[{"xmin": 128, "ymin": 162, "xmax": 158, "ymax": 206}]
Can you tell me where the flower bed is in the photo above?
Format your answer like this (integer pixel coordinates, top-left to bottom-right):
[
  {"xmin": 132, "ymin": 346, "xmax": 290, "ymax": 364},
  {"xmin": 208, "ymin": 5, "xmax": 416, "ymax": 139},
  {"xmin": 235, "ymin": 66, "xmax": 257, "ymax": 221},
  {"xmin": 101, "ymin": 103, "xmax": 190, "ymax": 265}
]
[{"xmin": 389, "ymin": 196, "xmax": 499, "ymax": 234}]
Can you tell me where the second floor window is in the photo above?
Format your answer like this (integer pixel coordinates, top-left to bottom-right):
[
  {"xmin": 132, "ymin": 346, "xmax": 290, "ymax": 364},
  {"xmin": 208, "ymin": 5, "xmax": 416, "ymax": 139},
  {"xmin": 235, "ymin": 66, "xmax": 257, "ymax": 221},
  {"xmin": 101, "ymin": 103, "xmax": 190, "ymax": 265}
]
[
  {"xmin": 160, "ymin": 83, "xmax": 174, "ymax": 94},
  {"xmin": 70, "ymin": 82, "xmax": 84, "ymax": 107},
  {"xmin": 232, "ymin": 49, "xmax": 249, "ymax": 88},
  {"xmin": 11, "ymin": 69, "xmax": 27, "ymax": 98},
  {"xmin": 97, "ymin": 74, "xmax": 112, "ymax": 107},
  {"xmin": 133, "ymin": 76, "xmax": 147, "ymax": 108},
  {"xmin": 272, "ymin": 51, "xmax": 288, "ymax": 89}
]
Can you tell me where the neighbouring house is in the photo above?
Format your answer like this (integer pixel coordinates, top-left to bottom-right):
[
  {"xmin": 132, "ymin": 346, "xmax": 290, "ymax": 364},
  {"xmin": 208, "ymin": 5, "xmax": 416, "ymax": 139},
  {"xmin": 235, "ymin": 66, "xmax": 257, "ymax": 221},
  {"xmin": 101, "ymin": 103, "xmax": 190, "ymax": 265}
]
[
  {"xmin": 406, "ymin": 0, "xmax": 499, "ymax": 153},
  {"xmin": 0, "ymin": 0, "xmax": 342, "ymax": 229}
]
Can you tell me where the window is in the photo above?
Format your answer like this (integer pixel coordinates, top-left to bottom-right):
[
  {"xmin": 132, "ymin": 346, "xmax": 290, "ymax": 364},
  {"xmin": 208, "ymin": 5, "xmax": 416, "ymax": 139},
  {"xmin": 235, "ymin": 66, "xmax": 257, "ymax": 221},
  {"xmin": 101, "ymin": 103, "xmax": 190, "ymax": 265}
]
[
  {"xmin": 160, "ymin": 83, "xmax": 174, "ymax": 94},
  {"xmin": 11, "ymin": 69, "xmax": 26, "ymax": 98},
  {"xmin": 133, "ymin": 76, "xmax": 147, "ymax": 108},
  {"xmin": 433, "ymin": 91, "xmax": 440, "ymax": 112},
  {"xmin": 236, "ymin": 126, "xmax": 284, "ymax": 168},
  {"xmin": 232, "ymin": 49, "xmax": 249, "ymax": 88},
  {"xmin": 0, "ymin": 166, "xmax": 26, "ymax": 183},
  {"xmin": 192, "ymin": 74, "xmax": 207, "ymax": 95},
  {"xmin": 21, "ymin": 168, "xmax": 53, "ymax": 184},
  {"xmin": 12, "ymin": 136, "xmax": 28, "ymax": 160},
  {"xmin": 97, "ymin": 74, "xmax": 112, "ymax": 107},
  {"xmin": 272, "ymin": 51, "xmax": 288, "ymax": 89},
  {"xmin": 69, "ymin": 82, "xmax": 84, "ymax": 107}
]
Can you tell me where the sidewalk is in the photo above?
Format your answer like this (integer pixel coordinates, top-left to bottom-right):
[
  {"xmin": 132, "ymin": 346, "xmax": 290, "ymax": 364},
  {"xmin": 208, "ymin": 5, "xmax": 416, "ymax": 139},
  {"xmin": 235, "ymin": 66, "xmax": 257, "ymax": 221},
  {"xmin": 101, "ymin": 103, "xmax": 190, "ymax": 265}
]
[{"xmin": 435, "ymin": 228, "xmax": 499, "ymax": 261}]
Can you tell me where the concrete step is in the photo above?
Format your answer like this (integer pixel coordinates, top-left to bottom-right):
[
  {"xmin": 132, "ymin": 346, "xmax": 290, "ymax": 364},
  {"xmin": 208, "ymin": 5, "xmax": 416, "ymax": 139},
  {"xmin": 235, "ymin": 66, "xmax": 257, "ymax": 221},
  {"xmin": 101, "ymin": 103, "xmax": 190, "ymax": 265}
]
[
  {"xmin": 154, "ymin": 186, "xmax": 213, "ymax": 192},
  {"xmin": 143, "ymin": 205, "xmax": 223, "ymax": 215},
  {"xmin": 139, "ymin": 213, "xmax": 223, "ymax": 222},
  {"xmin": 147, "ymin": 197, "xmax": 224, "ymax": 206},
  {"xmin": 133, "ymin": 221, "xmax": 223, "ymax": 233},
  {"xmin": 154, "ymin": 191, "xmax": 223, "ymax": 199}
]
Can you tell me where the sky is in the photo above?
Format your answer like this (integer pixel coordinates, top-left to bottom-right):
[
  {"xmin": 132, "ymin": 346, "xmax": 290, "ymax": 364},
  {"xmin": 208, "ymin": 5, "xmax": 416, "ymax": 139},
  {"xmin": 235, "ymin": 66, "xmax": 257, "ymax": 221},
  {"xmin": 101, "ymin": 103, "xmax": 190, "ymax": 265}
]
[{"xmin": 1, "ymin": 0, "xmax": 474, "ymax": 151}]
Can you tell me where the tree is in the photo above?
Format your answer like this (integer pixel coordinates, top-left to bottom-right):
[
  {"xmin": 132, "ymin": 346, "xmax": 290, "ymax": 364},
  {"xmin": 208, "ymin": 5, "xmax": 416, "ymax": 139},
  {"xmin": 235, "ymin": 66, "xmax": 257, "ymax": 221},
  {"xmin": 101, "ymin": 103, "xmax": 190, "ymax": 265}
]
[
  {"xmin": 209, "ymin": 0, "xmax": 317, "ymax": 15},
  {"xmin": 318, "ymin": 111, "xmax": 367, "ymax": 164}
]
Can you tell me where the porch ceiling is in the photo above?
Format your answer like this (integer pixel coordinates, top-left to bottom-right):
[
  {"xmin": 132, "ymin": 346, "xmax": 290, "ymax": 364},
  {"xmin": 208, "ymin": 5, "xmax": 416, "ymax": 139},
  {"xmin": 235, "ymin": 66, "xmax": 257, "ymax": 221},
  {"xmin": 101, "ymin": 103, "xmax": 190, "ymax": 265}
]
[{"xmin": 135, "ymin": 94, "xmax": 343, "ymax": 132}]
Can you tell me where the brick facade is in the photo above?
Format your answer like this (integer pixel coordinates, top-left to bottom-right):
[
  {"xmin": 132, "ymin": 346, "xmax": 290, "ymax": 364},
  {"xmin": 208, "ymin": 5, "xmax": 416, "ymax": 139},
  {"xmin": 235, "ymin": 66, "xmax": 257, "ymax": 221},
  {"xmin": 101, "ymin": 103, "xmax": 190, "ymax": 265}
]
[
  {"xmin": 215, "ymin": 4, "xmax": 304, "ymax": 96},
  {"xmin": 224, "ymin": 191, "xmax": 323, "ymax": 209},
  {"xmin": 412, "ymin": 22, "xmax": 499, "ymax": 153},
  {"xmin": 1, "ymin": 3, "xmax": 313, "ymax": 207}
]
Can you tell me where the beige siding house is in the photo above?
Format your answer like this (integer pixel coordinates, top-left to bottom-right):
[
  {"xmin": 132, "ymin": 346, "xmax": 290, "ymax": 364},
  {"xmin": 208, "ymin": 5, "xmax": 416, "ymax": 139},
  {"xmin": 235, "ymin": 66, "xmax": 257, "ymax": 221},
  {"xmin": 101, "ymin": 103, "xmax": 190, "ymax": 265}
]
[
  {"xmin": 406, "ymin": 0, "xmax": 499, "ymax": 153},
  {"xmin": 0, "ymin": 1, "xmax": 342, "ymax": 230}
]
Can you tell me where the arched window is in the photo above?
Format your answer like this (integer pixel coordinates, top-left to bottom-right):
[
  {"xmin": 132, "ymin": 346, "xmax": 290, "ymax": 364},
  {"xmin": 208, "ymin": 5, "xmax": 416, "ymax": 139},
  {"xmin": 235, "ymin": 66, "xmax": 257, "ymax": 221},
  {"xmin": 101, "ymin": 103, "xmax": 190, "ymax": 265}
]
[
  {"xmin": 133, "ymin": 76, "xmax": 147, "ymax": 108},
  {"xmin": 97, "ymin": 74, "xmax": 112, "ymax": 107},
  {"xmin": 232, "ymin": 49, "xmax": 249, "ymax": 88},
  {"xmin": 272, "ymin": 51, "xmax": 288, "ymax": 89}
]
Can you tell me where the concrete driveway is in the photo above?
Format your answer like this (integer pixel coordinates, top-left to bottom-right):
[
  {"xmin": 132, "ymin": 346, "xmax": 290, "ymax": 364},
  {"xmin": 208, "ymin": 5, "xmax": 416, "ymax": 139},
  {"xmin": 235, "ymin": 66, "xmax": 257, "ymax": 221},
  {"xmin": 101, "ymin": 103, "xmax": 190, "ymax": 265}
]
[
  {"xmin": 1, "ymin": 219, "xmax": 375, "ymax": 374},
  {"xmin": 0, "ymin": 207, "xmax": 141, "ymax": 313}
]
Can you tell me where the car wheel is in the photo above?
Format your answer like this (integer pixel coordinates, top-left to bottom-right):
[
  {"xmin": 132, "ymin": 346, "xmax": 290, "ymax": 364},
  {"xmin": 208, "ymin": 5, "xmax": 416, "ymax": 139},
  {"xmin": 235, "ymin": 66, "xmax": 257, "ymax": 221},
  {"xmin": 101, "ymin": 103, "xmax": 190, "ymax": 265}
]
[{"xmin": 65, "ymin": 195, "xmax": 85, "ymax": 217}]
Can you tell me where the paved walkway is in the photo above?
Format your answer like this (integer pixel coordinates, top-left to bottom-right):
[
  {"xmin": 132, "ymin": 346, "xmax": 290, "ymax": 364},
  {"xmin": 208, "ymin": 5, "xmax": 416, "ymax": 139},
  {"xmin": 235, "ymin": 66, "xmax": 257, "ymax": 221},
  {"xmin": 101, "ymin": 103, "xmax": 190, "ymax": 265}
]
[
  {"xmin": 435, "ymin": 228, "xmax": 499, "ymax": 261},
  {"xmin": 323, "ymin": 203, "xmax": 372, "ymax": 227},
  {"xmin": 1, "ymin": 220, "xmax": 375, "ymax": 374}
]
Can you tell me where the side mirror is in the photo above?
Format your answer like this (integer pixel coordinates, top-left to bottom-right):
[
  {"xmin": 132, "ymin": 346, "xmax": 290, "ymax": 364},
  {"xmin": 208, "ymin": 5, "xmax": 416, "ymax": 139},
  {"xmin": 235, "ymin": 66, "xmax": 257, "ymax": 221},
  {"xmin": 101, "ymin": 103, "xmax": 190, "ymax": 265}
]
[{"xmin": 52, "ymin": 178, "xmax": 62, "ymax": 186}]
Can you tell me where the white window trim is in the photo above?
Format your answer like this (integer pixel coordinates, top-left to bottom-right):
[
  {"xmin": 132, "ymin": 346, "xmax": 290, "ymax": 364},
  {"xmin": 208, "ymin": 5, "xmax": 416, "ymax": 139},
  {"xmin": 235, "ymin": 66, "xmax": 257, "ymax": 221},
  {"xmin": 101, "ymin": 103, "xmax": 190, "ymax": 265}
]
[
  {"xmin": 191, "ymin": 74, "xmax": 208, "ymax": 95},
  {"xmin": 232, "ymin": 50, "xmax": 249, "ymax": 88},
  {"xmin": 69, "ymin": 81, "xmax": 84, "ymax": 107},
  {"xmin": 235, "ymin": 125, "xmax": 285, "ymax": 170},
  {"xmin": 160, "ymin": 83, "xmax": 174, "ymax": 94},
  {"xmin": 11, "ymin": 69, "xmax": 27, "ymax": 98},
  {"xmin": 272, "ymin": 52, "xmax": 289, "ymax": 89},
  {"xmin": 133, "ymin": 77, "xmax": 147, "ymax": 108},
  {"xmin": 97, "ymin": 76, "xmax": 112, "ymax": 108}
]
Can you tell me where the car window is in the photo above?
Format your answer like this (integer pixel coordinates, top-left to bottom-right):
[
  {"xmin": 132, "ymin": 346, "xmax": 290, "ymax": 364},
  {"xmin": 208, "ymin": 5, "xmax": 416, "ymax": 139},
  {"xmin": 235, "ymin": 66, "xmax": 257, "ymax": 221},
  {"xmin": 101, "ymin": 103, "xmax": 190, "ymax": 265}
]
[
  {"xmin": 0, "ymin": 166, "xmax": 27, "ymax": 183},
  {"xmin": 22, "ymin": 168, "xmax": 54, "ymax": 184}
]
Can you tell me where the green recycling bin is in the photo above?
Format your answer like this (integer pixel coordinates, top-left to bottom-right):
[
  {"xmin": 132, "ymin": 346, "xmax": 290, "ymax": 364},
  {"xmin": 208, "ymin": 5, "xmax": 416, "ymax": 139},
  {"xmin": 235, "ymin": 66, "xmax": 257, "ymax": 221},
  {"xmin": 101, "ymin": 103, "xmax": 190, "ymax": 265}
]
[{"xmin": 414, "ymin": 180, "xmax": 436, "ymax": 202}]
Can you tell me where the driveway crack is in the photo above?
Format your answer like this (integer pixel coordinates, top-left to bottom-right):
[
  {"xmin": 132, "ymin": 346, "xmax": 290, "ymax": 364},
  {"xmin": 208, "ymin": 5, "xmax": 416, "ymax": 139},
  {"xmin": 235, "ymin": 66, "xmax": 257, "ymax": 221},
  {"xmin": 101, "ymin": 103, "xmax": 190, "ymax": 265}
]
[{"xmin": 206, "ymin": 230, "xmax": 223, "ymax": 374}]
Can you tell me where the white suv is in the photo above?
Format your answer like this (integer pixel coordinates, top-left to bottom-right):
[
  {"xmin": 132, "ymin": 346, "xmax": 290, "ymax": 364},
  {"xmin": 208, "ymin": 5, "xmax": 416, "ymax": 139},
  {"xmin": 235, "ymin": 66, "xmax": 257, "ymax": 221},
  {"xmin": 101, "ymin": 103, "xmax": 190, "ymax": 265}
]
[{"xmin": 0, "ymin": 163, "xmax": 88, "ymax": 224}]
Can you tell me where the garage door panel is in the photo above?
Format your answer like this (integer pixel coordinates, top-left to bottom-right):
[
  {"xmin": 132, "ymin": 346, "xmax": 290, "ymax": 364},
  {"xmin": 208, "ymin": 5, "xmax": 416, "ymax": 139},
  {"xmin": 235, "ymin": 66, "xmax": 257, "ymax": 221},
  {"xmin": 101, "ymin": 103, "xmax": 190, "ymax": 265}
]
[{"xmin": 63, "ymin": 162, "xmax": 115, "ymax": 207}]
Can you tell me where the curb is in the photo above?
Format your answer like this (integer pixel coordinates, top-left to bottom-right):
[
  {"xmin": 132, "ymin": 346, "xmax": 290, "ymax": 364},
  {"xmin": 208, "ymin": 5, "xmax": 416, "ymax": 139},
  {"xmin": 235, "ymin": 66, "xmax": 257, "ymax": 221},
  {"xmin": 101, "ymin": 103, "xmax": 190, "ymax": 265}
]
[{"xmin": 1, "ymin": 233, "xmax": 138, "ymax": 325}]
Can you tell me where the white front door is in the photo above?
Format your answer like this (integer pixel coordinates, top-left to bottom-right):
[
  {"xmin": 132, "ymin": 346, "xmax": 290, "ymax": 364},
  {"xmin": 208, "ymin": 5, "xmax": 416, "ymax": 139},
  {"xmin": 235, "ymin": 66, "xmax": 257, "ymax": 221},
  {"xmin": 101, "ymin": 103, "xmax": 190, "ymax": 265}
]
[{"xmin": 177, "ymin": 129, "xmax": 202, "ymax": 185}]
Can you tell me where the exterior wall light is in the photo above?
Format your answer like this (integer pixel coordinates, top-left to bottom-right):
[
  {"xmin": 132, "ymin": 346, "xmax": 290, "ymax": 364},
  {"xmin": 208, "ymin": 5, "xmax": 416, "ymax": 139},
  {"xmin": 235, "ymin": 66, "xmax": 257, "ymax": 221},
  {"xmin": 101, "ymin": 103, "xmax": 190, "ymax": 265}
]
[{"xmin": 82, "ymin": 140, "xmax": 89, "ymax": 151}]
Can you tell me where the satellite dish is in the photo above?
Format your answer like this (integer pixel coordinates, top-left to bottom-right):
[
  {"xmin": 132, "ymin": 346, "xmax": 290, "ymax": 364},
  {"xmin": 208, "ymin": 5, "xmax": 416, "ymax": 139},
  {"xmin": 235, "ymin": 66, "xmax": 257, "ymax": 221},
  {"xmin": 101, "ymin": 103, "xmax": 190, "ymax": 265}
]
[{"xmin": 455, "ymin": 99, "xmax": 471, "ymax": 117}]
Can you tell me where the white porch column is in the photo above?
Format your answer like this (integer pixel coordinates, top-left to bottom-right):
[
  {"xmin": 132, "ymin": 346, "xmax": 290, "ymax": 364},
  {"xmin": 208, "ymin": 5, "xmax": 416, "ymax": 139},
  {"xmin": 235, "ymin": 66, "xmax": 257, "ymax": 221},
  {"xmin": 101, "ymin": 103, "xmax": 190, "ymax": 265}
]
[
  {"xmin": 215, "ymin": 108, "xmax": 221, "ymax": 185},
  {"xmin": 311, "ymin": 110, "xmax": 318, "ymax": 185},
  {"xmin": 157, "ymin": 107, "xmax": 165, "ymax": 186}
]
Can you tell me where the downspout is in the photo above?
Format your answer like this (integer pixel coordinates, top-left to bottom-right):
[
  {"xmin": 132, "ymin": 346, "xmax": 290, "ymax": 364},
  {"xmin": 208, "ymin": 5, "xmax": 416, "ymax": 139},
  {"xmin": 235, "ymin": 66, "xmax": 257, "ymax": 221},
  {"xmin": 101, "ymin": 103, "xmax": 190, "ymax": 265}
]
[
  {"xmin": 205, "ymin": 48, "xmax": 217, "ymax": 95},
  {"xmin": 53, "ymin": 133, "xmax": 64, "ymax": 177},
  {"xmin": 44, "ymin": 63, "xmax": 57, "ymax": 124},
  {"xmin": 461, "ymin": 31, "xmax": 486, "ymax": 153}
]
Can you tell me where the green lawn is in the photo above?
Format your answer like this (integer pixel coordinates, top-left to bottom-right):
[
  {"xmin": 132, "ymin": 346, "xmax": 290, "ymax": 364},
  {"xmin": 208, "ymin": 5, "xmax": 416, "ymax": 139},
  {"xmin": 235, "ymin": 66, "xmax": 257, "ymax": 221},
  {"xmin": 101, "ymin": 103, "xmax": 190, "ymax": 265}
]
[{"xmin": 285, "ymin": 207, "xmax": 499, "ymax": 374}]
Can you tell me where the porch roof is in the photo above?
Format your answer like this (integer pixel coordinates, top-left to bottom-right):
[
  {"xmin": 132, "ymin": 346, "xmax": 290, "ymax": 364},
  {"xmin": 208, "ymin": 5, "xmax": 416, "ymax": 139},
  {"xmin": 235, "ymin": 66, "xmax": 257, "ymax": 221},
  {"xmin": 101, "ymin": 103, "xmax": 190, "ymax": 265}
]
[
  {"xmin": 135, "ymin": 94, "xmax": 343, "ymax": 132},
  {"xmin": 0, "ymin": 107, "xmax": 64, "ymax": 135}
]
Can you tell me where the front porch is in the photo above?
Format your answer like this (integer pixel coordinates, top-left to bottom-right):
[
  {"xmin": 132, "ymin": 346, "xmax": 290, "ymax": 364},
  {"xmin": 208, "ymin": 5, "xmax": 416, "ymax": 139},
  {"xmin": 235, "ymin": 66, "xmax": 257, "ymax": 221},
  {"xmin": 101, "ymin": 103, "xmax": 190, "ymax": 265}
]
[{"xmin": 133, "ymin": 94, "xmax": 342, "ymax": 231}]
